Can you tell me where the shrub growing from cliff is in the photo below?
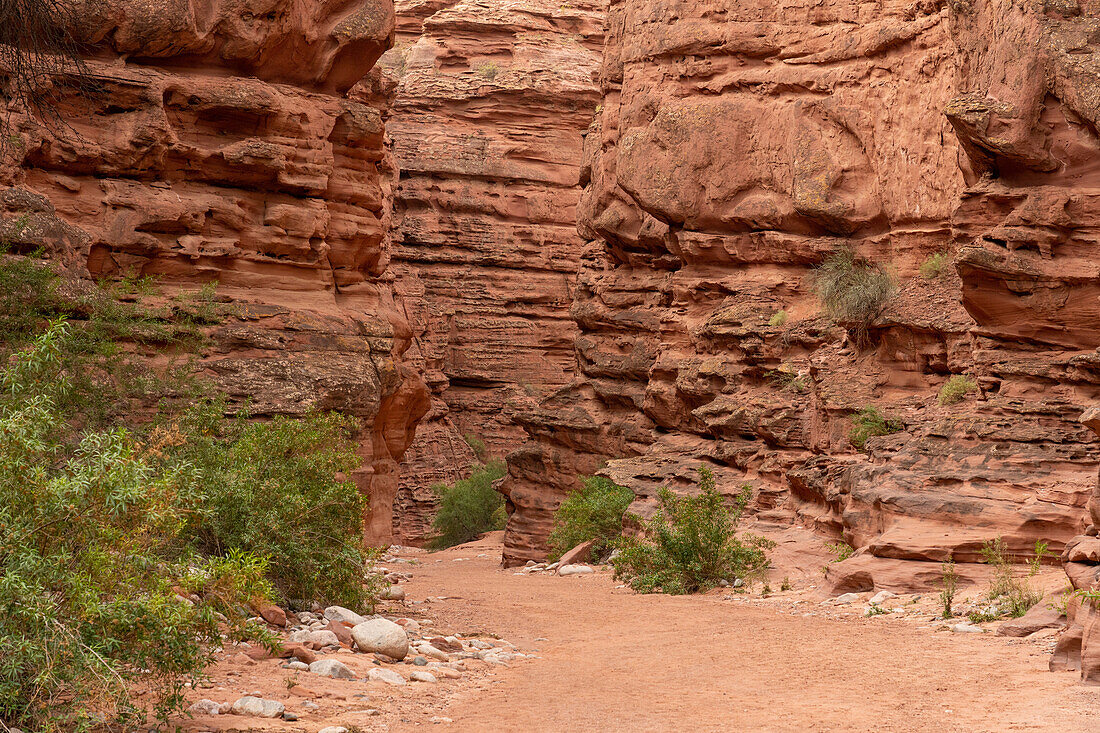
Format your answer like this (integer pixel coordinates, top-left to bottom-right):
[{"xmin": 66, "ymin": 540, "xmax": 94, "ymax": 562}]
[
  {"xmin": 849, "ymin": 406, "xmax": 904, "ymax": 451},
  {"xmin": 430, "ymin": 461, "xmax": 508, "ymax": 549},
  {"xmin": 813, "ymin": 248, "xmax": 895, "ymax": 341},
  {"xmin": 938, "ymin": 374, "xmax": 978, "ymax": 405},
  {"xmin": 611, "ymin": 466, "xmax": 771, "ymax": 594},
  {"xmin": 548, "ymin": 476, "xmax": 634, "ymax": 561},
  {"xmin": 0, "ymin": 324, "xmax": 276, "ymax": 732}
]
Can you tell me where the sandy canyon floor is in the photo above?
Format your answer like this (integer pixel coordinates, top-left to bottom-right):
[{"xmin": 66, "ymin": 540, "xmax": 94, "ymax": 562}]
[{"xmin": 181, "ymin": 533, "xmax": 1100, "ymax": 733}]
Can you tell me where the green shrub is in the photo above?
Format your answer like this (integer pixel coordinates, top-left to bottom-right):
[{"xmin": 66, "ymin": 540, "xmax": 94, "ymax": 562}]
[
  {"xmin": 768, "ymin": 309, "xmax": 788, "ymax": 327},
  {"xmin": 812, "ymin": 248, "xmax": 895, "ymax": 339},
  {"xmin": 166, "ymin": 401, "xmax": 377, "ymax": 608},
  {"xmin": 938, "ymin": 374, "xmax": 977, "ymax": 405},
  {"xmin": 548, "ymin": 476, "xmax": 634, "ymax": 561},
  {"xmin": 849, "ymin": 406, "xmax": 904, "ymax": 450},
  {"xmin": 980, "ymin": 537, "xmax": 1043, "ymax": 618},
  {"xmin": 0, "ymin": 324, "xmax": 274, "ymax": 732},
  {"xmin": 611, "ymin": 466, "xmax": 771, "ymax": 594},
  {"xmin": 825, "ymin": 541, "xmax": 855, "ymax": 562},
  {"xmin": 940, "ymin": 558, "xmax": 959, "ymax": 619},
  {"xmin": 430, "ymin": 461, "xmax": 507, "ymax": 549},
  {"xmin": 920, "ymin": 251, "xmax": 951, "ymax": 279},
  {"xmin": 463, "ymin": 432, "xmax": 489, "ymax": 462},
  {"xmin": 477, "ymin": 61, "xmax": 499, "ymax": 80}
]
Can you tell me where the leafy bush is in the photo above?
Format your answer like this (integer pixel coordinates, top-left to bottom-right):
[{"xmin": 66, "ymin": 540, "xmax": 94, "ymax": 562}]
[
  {"xmin": 164, "ymin": 402, "xmax": 378, "ymax": 608},
  {"xmin": 0, "ymin": 324, "xmax": 274, "ymax": 732},
  {"xmin": 548, "ymin": 476, "xmax": 634, "ymax": 561},
  {"xmin": 812, "ymin": 248, "xmax": 895, "ymax": 339},
  {"xmin": 938, "ymin": 374, "xmax": 978, "ymax": 405},
  {"xmin": 980, "ymin": 537, "xmax": 1043, "ymax": 618},
  {"xmin": 611, "ymin": 466, "xmax": 771, "ymax": 594},
  {"xmin": 919, "ymin": 251, "xmax": 951, "ymax": 279},
  {"xmin": 430, "ymin": 462, "xmax": 507, "ymax": 549},
  {"xmin": 768, "ymin": 309, "xmax": 788, "ymax": 327},
  {"xmin": 849, "ymin": 406, "xmax": 904, "ymax": 450}
]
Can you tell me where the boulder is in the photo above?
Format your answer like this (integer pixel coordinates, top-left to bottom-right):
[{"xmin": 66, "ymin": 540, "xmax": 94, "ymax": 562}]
[
  {"xmin": 351, "ymin": 618, "xmax": 409, "ymax": 660},
  {"xmin": 308, "ymin": 659, "xmax": 356, "ymax": 680},
  {"xmin": 287, "ymin": 629, "xmax": 340, "ymax": 648},
  {"xmin": 230, "ymin": 696, "xmax": 285, "ymax": 718},
  {"xmin": 187, "ymin": 699, "xmax": 224, "ymax": 716},
  {"xmin": 379, "ymin": 585, "xmax": 406, "ymax": 601},
  {"xmin": 325, "ymin": 619, "xmax": 354, "ymax": 646},
  {"xmin": 409, "ymin": 670, "xmax": 437, "ymax": 683},
  {"xmin": 997, "ymin": 605, "xmax": 1066, "ymax": 637},
  {"xmin": 323, "ymin": 606, "xmax": 368, "ymax": 626},
  {"xmin": 558, "ymin": 564, "xmax": 594, "ymax": 576},
  {"xmin": 250, "ymin": 600, "xmax": 287, "ymax": 627},
  {"xmin": 558, "ymin": 540, "xmax": 595, "ymax": 566},
  {"xmin": 367, "ymin": 667, "xmax": 406, "ymax": 685}
]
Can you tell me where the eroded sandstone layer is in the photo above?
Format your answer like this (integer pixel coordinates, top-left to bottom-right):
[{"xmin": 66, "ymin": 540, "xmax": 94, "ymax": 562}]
[
  {"xmin": 0, "ymin": 0, "xmax": 429, "ymax": 545},
  {"xmin": 500, "ymin": 0, "xmax": 1100, "ymax": 576},
  {"xmin": 381, "ymin": 0, "xmax": 604, "ymax": 543}
]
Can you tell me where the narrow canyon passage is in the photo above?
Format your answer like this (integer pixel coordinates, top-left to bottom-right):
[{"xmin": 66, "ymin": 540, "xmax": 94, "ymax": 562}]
[{"xmin": 393, "ymin": 536, "xmax": 1097, "ymax": 733}]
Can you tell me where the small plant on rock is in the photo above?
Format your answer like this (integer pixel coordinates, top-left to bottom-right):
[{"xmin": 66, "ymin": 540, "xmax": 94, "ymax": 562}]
[
  {"xmin": 849, "ymin": 406, "xmax": 904, "ymax": 451},
  {"xmin": 1028, "ymin": 540, "xmax": 1050, "ymax": 576},
  {"xmin": 812, "ymin": 247, "xmax": 895, "ymax": 343},
  {"xmin": 548, "ymin": 475, "xmax": 634, "ymax": 562},
  {"xmin": 938, "ymin": 374, "xmax": 978, "ymax": 405},
  {"xmin": 768, "ymin": 309, "xmax": 788, "ymax": 328},
  {"xmin": 429, "ymin": 461, "xmax": 507, "ymax": 550},
  {"xmin": 611, "ymin": 466, "xmax": 771, "ymax": 594},
  {"xmin": 919, "ymin": 251, "xmax": 952, "ymax": 279},
  {"xmin": 826, "ymin": 541, "xmax": 855, "ymax": 562}
]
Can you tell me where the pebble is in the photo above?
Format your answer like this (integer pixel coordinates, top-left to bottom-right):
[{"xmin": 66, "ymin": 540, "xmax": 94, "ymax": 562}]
[
  {"xmin": 431, "ymin": 717, "xmax": 453, "ymax": 724},
  {"xmin": 309, "ymin": 659, "xmax": 356, "ymax": 680},
  {"xmin": 412, "ymin": 656, "xmax": 428, "ymax": 666},
  {"xmin": 952, "ymin": 623, "xmax": 985, "ymax": 634},
  {"xmin": 417, "ymin": 643, "xmax": 449, "ymax": 661},
  {"xmin": 319, "ymin": 727, "xmax": 348, "ymax": 733},
  {"xmin": 230, "ymin": 696, "xmax": 285, "ymax": 718},
  {"xmin": 367, "ymin": 667, "xmax": 406, "ymax": 686},
  {"xmin": 409, "ymin": 670, "xmax": 438, "ymax": 683},
  {"xmin": 869, "ymin": 591, "xmax": 898, "ymax": 605},
  {"xmin": 282, "ymin": 712, "xmax": 299, "ymax": 722}
]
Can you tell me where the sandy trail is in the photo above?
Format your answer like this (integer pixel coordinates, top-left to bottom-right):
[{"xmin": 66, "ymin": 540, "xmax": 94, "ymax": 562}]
[{"xmin": 394, "ymin": 535, "xmax": 1098, "ymax": 733}]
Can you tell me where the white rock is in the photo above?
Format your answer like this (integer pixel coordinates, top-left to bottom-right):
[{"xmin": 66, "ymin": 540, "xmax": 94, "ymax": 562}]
[
  {"xmin": 367, "ymin": 667, "xmax": 406, "ymax": 686},
  {"xmin": 833, "ymin": 593, "xmax": 861, "ymax": 605},
  {"xmin": 318, "ymin": 727, "xmax": 348, "ymax": 733},
  {"xmin": 869, "ymin": 591, "xmax": 897, "ymax": 605},
  {"xmin": 417, "ymin": 643, "xmax": 449, "ymax": 661},
  {"xmin": 324, "ymin": 606, "xmax": 368, "ymax": 626},
  {"xmin": 309, "ymin": 659, "xmax": 356, "ymax": 680},
  {"xmin": 558, "ymin": 564, "xmax": 594, "ymax": 576},
  {"xmin": 409, "ymin": 670, "xmax": 437, "ymax": 683},
  {"xmin": 287, "ymin": 629, "xmax": 341, "ymax": 647},
  {"xmin": 230, "ymin": 696, "xmax": 285, "ymax": 718},
  {"xmin": 379, "ymin": 585, "xmax": 406, "ymax": 601},
  {"xmin": 952, "ymin": 623, "xmax": 985, "ymax": 634},
  {"xmin": 187, "ymin": 699, "xmax": 223, "ymax": 716},
  {"xmin": 286, "ymin": 661, "xmax": 309, "ymax": 671},
  {"xmin": 351, "ymin": 618, "xmax": 409, "ymax": 659}
]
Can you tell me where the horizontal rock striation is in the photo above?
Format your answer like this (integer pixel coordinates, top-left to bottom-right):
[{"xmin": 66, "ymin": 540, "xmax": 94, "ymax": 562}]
[
  {"xmin": 0, "ymin": 0, "xmax": 428, "ymax": 545},
  {"xmin": 383, "ymin": 0, "xmax": 604, "ymax": 543},
  {"xmin": 500, "ymin": 0, "xmax": 1100, "ymax": 573}
]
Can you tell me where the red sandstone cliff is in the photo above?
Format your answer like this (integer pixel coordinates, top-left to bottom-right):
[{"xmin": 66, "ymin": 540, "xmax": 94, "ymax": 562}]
[
  {"xmin": 0, "ymin": 0, "xmax": 429, "ymax": 545},
  {"xmin": 500, "ymin": 0, "xmax": 1100, "ymax": 584},
  {"xmin": 380, "ymin": 0, "xmax": 604, "ymax": 543}
]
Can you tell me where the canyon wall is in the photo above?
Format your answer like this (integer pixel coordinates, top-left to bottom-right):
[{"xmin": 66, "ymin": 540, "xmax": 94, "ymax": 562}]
[
  {"xmin": 0, "ymin": 0, "xmax": 429, "ymax": 545},
  {"xmin": 381, "ymin": 0, "xmax": 604, "ymax": 543},
  {"xmin": 500, "ymin": 0, "xmax": 1100, "ymax": 581}
]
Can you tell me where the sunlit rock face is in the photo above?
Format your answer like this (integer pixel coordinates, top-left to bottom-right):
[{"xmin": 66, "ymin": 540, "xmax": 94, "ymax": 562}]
[
  {"xmin": 499, "ymin": 0, "xmax": 1100, "ymax": 576},
  {"xmin": 382, "ymin": 0, "xmax": 604, "ymax": 544},
  {"xmin": 0, "ymin": 0, "xmax": 429, "ymax": 545}
]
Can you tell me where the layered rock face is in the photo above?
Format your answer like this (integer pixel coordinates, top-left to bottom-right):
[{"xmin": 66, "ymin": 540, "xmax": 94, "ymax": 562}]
[
  {"xmin": 381, "ymin": 0, "xmax": 604, "ymax": 543},
  {"xmin": 500, "ymin": 0, "xmax": 1100, "ymax": 573},
  {"xmin": 0, "ymin": 0, "xmax": 429, "ymax": 544}
]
